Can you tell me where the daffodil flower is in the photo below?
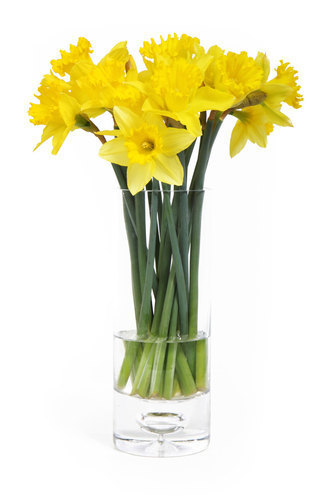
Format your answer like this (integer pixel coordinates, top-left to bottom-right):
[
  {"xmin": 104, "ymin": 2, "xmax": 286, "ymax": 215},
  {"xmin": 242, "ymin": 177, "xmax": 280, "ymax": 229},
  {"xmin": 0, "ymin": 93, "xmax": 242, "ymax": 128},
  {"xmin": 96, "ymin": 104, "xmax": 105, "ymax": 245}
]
[
  {"xmin": 138, "ymin": 58, "xmax": 234, "ymax": 136},
  {"xmin": 29, "ymin": 39, "xmax": 144, "ymax": 154},
  {"xmin": 204, "ymin": 50, "xmax": 302, "ymax": 157},
  {"xmin": 134, "ymin": 35, "xmax": 235, "ymax": 136},
  {"xmin": 51, "ymin": 37, "xmax": 93, "ymax": 77},
  {"xmin": 99, "ymin": 107, "xmax": 197, "ymax": 195},
  {"xmin": 230, "ymin": 106, "xmax": 274, "ymax": 157},
  {"xmin": 69, "ymin": 41, "xmax": 144, "ymax": 117},
  {"xmin": 29, "ymin": 74, "xmax": 81, "ymax": 154},
  {"xmin": 229, "ymin": 85, "xmax": 294, "ymax": 157}
]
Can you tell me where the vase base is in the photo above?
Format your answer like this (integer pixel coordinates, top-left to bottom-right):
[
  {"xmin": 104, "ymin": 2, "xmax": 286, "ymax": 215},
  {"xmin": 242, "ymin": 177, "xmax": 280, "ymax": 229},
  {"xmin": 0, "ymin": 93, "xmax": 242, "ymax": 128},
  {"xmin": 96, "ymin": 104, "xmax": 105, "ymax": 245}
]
[
  {"xmin": 113, "ymin": 390, "xmax": 210, "ymax": 457},
  {"xmin": 113, "ymin": 434, "xmax": 209, "ymax": 457}
]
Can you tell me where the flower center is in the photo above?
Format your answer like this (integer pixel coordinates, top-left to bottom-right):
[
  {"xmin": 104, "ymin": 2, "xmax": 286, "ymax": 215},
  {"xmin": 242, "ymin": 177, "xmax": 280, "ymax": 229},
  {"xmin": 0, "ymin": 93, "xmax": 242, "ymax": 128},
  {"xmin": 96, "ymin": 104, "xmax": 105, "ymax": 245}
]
[
  {"xmin": 141, "ymin": 140, "xmax": 155, "ymax": 152},
  {"xmin": 125, "ymin": 124, "xmax": 162, "ymax": 165}
]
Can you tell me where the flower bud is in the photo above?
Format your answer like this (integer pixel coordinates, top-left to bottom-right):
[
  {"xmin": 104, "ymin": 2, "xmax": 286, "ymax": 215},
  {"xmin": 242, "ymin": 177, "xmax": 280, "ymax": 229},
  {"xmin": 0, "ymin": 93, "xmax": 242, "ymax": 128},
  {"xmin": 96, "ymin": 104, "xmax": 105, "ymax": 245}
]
[{"xmin": 236, "ymin": 90, "xmax": 267, "ymax": 109}]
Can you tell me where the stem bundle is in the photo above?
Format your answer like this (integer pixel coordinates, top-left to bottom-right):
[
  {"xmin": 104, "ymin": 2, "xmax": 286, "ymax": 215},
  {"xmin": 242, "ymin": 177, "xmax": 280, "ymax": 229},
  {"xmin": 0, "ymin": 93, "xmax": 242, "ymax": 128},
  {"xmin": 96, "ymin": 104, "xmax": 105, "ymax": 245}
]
[{"xmin": 116, "ymin": 118, "xmax": 219, "ymax": 398}]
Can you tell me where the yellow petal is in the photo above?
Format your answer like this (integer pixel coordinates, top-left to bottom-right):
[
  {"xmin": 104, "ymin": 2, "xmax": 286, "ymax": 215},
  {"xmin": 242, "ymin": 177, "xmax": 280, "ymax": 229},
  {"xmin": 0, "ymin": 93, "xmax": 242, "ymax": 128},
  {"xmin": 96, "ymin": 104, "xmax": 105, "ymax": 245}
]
[
  {"xmin": 194, "ymin": 53, "xmax": 214, "ymax": 74},
  {"xmin": 125, "ymin": 55, "xmax": 138, "ymax": 81},
  {"xmin": 33, "ymin": 123, "xmax": 62, "ymax": 151},
  {"xmin": 79, "ymin": 104, "xmax": 105, "ymax": 119},
  {"xmin": 247, "ymin": 122, "xmax": 267, "ymax": 148},
  {"xmin": 142, "ymin": 99, "xmax": 201, "ymax": 136},
  {"xmin": 113, "ymin": 106, "xmax": 141, "ymax": 135},
  {"xmin": 154, "ymin": 154, "xmax": 183, "ymax": 186},
  {"xmin": 52, "ymin": 126, "xmax": 70, "ymax": 155},
  {"xmin": 142, "ymin": 112, "xmax": 165, "ymax": 131},
  {"xmin": 99, "ymin": 137, "xmax": 129, "ymax": 166},
  {"xmin": 261, "ymin": 83, "xmax": 292, "ymax": 104},
  {"xmin": 165, "ymin": 92, "xmax": 189, "ymax": 112},
  {"xmin": 58, "ymin": 94, "xmax": 80, "ymax": 127},
  {"xmin": 142, "ymin": 96, "xmax": 167, "ymax": 114},
  {"xmin": 161, "ymin": 128, "xmax": 196, "ymax": 156},
  {"xmin": 99, "ymin": 41, "xmax": 128, "ymax": 65},
  {"xmin": 190, "ymin": 86, "xmax": 235, "ymax": 112},
  {"xmin": 176, "ymin": 111, "xmax": 202, "ymax": 137},
  {"xmin": 255, "ymin": 52, "xmax": 270, "ymax": 83},
  {"xmin": 127, "ymin": 162, "xmax": 153, "ymax": 195},
  {"xmin": 70, "ymin": 60, "xmax": 93, "ymax": 81},
  {"xmin": 261, "ymin": 103, "xmax": 293, "ymax": 127},
  {"xmin": 127, "ymin": 80, "xmax": 148, "ymax": 94},
  {"xmin": 230, "ymin": 121, "xmax": 248, "ymax": 158}
]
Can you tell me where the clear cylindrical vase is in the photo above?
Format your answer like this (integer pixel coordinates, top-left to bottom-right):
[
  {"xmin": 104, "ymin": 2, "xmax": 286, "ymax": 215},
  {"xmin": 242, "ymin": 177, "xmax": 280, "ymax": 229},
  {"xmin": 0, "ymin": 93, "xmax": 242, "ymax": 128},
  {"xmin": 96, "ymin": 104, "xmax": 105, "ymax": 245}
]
[{"xmin": 112, "ymin": 187, "xmax": 212, "ymax": 457}]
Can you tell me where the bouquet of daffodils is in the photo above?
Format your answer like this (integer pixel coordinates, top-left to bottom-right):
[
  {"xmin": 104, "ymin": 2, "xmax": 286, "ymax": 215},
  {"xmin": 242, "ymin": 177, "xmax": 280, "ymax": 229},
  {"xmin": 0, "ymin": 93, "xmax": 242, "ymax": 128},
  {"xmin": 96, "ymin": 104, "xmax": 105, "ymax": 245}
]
[{"xmin": 29, "ymin": 34, "xmax": 302, "ymax": 399}]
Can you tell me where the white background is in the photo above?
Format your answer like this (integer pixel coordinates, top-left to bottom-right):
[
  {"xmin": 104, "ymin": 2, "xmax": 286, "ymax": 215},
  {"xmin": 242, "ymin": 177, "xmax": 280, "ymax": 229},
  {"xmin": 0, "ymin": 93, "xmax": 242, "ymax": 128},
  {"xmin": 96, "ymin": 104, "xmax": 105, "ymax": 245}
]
[{"xmin": 1, "ymin": 1, "xmax": 332, "ymax": 498}]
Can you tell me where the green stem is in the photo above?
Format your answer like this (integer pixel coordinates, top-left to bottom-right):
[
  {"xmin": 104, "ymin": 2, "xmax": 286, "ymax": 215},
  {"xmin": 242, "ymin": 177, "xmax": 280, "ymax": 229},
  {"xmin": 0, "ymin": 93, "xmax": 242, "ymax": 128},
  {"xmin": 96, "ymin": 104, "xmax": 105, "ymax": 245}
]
[
  {"xmin": 134, "ymin": 191, "xmax": 147, "ymax": 293},
  {"xmin": 149, "ymin": 267, "xmax": 176, "ymax": 396},
  {"xmin": 150, "ymin": 198, "xmax": 175, "ymax": 335},
  {"xmin": 137, "ymin": 180, "xmax": 159, "ymax": 337},
  {"xmin": 164, "ymin": 343, "xmax": 178, "ymax": 399},
  {"xmin": 187, "ymin": 119, "xmax": 221, "ymax": 387},
  {"xmin": 135, "ymin": 343, "xmax": 157, "ymax": 398},
  {"xmin": 188, "ymin": 121, "xmax": 216, "ymax": 336},
  {"xmin": 175, "ymin": 346, "xmax": 197, "ymax": 396},
  {"xmin": 149, "ymin": 342, "xmax": 167, "ymax": 397},
  {"xmin": 130, "ymin": 343, "xmax": 143, "ymax": 383},
  {"xmin": 156, "ymin": 182, "xmax": 163, "ymax": 253},
  {"xmin": 188, "ymin": 190, "xmax": 205, "ymax": 337},
  {"xmin": 176, "ymin": 152, "xmax": 189, "ymax": 290},
  {"xmin": 196, "ymin": 338, "xmax": 208, "ymax": 391},
  {"xmin": 163, "ymin": 187, "xmax": 188, "ymax": 336},
  {"xmin": 189, "ymin": 121, "xmax": 213, "ymax": 196},
  {"xmin": 130, "ymin": 342, "xmax": 152, "ymax": 395},
  {"xmin": 173, "ymin": 374, "xmax": 181, "ymax": 396},
  {"xmin": 185, "ymin": 123, "xmax": 215, "ymax": 379},
  {"xmin": 185, "ymin": 140, "xmax": 196, "ymax": 167},
  {"xmin": 146, "ymin": 181, "xmax": 162, "ymax": 282},
  {"xmin": 163, "ymin": 297, "xmax": 179, "ymax": 399}
]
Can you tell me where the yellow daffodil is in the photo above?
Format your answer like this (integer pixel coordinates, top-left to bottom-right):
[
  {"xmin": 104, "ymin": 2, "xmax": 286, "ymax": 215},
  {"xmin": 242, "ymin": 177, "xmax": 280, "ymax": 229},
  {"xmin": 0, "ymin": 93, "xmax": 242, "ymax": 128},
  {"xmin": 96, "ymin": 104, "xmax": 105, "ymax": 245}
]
[
  {"xmin": 205, "ymin": 50, "xmax": 264, "ymax": 102},
  {"xmin": 140, "ymin": 58, "xmax": 234, "ymax": 136},
  {"xmin": 205, "ymin": 49, "xmax": 301, "ymax": 117},
  {"xmin": 133, "ymin": 34, "xmax": 235, "ymax": 136},
  {"xmin": 229, "ymin": 83, "xmax": 296, "ymax": 157},
  {"xmin": 29, "ymin": 38, "xmax": 144, "ymax": 154},
  {"xmin": 70, "ymin": 41, "xmax": 144, "ymax": 117},
  {"xmin": 230, "ymin": 106, "xmax": 274, "ymax": 157},
  {"xmin": 51, "ymin": 37, "xmax": 93, "ymax": 77},
  {"xmin": 29, "ymin": 38, "xmax": 95, "ymax": 154},
  {"xmin": 29, "ymin": 73, "xmax": 81, "ymax": 154},
  {"xmin": 202, "ymin": 49, "xmax": 302, "ymax": 156},
  {"xmin": 99, "ymin": 107, "xmax": 196, "ymax": 195}
]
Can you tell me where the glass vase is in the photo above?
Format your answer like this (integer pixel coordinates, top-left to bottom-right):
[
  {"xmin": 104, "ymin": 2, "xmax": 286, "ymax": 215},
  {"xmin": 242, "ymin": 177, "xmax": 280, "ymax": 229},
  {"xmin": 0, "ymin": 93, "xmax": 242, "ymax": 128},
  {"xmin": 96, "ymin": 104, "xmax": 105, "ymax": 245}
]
[{"xmin": 112, "ymin": 187, "xmax": 211, "ymax": 457}]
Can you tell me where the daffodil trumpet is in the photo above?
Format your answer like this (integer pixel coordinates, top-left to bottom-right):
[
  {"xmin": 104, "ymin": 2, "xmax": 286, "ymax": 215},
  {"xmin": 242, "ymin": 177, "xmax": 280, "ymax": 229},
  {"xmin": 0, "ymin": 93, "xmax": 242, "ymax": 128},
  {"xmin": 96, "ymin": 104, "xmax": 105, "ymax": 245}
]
[{"xmin": 29, "ymin": 35, "xmax": 302, "ymax": 400}]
